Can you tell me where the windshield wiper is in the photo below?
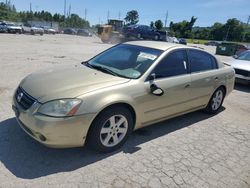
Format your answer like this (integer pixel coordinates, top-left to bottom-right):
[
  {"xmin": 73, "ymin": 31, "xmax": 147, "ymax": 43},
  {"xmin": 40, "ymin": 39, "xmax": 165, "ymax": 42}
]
[{"xmin": 89, "ymin": 64, "xmax": 119, "ymax": 77}]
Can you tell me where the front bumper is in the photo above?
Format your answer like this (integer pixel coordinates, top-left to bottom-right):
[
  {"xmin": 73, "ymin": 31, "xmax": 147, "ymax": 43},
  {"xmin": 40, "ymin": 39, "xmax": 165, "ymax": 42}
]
[
  {"xmin": 235, "ymin": 74, "xmax": 250, "ymax": 81},
  {"xmin": 235, "ymin": 74, "xmax": 250, "ymax": 85},
  {"xmin": 12, "ymin": 96, "xmax": 96, "ymax": 148}
]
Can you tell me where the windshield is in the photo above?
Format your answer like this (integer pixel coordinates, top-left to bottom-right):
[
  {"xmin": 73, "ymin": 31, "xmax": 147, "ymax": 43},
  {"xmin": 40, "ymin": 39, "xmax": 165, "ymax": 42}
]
[
  {"xmin": 237, "ymin": 51, "xmax": 250, "ymax": 61},
  {"xmin": 87, "ymin": 44, "xmax": 163, "ymax": 79}
]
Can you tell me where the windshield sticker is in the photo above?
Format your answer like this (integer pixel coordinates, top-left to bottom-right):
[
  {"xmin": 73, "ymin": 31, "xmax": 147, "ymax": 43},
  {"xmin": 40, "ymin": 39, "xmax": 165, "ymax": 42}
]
[{"xmin": 138, "ymin": 52, "xmax": 157, "ymax": 60}]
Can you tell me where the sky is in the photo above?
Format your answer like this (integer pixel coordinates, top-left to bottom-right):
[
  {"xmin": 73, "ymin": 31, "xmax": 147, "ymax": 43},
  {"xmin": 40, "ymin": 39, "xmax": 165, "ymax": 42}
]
[{"xmin": 2, "ymin": 0, "xmax": 250, "ymax": 26}]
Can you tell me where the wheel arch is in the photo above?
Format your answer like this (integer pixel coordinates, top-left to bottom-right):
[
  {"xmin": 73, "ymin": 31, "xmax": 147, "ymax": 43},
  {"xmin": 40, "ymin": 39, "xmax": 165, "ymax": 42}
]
[
  {"xmin": 216, "ymin": 85, "xmax": 227, "ymax": 95},
  {"xmin": 85, "ymin": 102, "xmax": 137, "ymax": 143}
]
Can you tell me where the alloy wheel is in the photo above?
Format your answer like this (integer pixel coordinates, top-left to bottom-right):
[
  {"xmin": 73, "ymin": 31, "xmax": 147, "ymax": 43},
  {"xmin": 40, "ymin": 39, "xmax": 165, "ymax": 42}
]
[
  {"xmin": 100, "ymin": 115, "xmax": 128, "ymax": 147},
  {"xmin": 211, "ymin": 90, "xmax": 223, "ymax": 111}
]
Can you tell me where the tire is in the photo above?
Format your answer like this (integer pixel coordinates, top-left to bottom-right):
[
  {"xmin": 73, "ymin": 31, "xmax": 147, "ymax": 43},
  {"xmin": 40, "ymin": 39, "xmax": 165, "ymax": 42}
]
[
  {"xmin": 204, "ymin": 87, "xmax": 225, "ymax": 114},
  {"xmin": 31, "ymin": 30, "xmax": 35, "ymax": 35},
  {"xmin": 87, "ymin": 106, "xmax": 133, "ymax": 153}
]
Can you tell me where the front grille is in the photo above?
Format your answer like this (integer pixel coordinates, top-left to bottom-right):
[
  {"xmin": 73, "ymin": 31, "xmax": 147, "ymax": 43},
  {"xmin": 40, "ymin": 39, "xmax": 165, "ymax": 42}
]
[
  {"xmin": 15, "ymin": 87, "xmax": 36, "ymax": 110},
  {"xmin": 234, "ymin": 69, "xmax": 250, "ymax": 77}
]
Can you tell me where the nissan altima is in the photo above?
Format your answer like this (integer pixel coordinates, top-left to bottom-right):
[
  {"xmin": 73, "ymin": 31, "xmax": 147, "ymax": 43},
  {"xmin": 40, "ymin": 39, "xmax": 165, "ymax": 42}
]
[{"xmin": 12, "ymin": 41, "xmax": 235, "ymax": 152}]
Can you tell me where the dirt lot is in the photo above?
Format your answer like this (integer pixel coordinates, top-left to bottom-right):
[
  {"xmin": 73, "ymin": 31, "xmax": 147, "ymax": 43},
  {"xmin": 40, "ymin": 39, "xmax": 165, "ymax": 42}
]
[{"xmin": 0, "ymin": 34, "xmax": 250, "ymax": 188}]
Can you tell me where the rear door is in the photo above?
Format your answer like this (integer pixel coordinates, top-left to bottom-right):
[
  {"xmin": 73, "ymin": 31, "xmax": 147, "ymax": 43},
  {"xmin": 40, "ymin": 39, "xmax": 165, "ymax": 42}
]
[
  {"xmin": 187, "ymin": 49, "xmax": 219, "ymax": 108},
  {"xmin": 142, "ymin": 49, "xmax": 193, "ymax": 124}
]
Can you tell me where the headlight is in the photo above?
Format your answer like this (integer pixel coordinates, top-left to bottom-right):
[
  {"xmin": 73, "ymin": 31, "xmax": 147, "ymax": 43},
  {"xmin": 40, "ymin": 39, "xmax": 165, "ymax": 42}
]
[{"xmin": 38, "ymin": 99, "xmax": 82, "ymax": 117}]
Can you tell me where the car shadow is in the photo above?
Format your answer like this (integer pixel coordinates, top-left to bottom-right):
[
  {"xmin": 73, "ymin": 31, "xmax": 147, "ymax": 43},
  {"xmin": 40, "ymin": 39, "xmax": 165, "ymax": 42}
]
[
  {"xmin": 234, "ymin": 83, "xmax": 250, "ymax": 93},
  {"xmin": 0, "ymin": 108, "xmax": 224, "ymax": 179}
]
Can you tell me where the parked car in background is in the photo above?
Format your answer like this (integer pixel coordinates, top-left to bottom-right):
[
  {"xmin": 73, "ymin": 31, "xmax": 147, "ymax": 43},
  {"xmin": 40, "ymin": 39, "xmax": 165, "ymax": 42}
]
[
  {"xmin": 178, "ymin": 38, "xmax": 187, "ymax": 45},
  {"xmin": 0, "ymin": 22, "xmax": 8, "ymax": 33},
  {"xmin": 167, "ymin": 36, "xmax": 179, "ymax": 43},
  {"xmin": 216, "ymin": 42, "xmax": 248, "ymax": 56},
  {"xmin": 77, "ymin": 29, "xmax": 92, "ymax": 37},
  {"xmin": 227, "ymin": 50, "xmax": 250, "ymax": 84},
  {"xmin": 6, "ymin": 23, "xmax": 22, "ymax": 34},
  {"xmin": 123, "ymin": 25, "xmax": 161, "ymax": 40},
  {"xmin": 63, "ymin": 28, "xmax": 77, "ymax": 35},
  {"xmin": 12, "ymin": 41, "xmax": 235, "ymax": 152},
  {"xmin": 205, "ymin": 41, "xmax": 220, "ymax": 46},
  {"xmin": 22, "ymin": 23, "xmax": 44, "ymax": 35},
  {"xmin": 235, "ymin": 44, "xmax": 248, "ymax": 56},
  {"xmin": 43, "ymin": 26, "xmax": 56, "ymax": 34}
]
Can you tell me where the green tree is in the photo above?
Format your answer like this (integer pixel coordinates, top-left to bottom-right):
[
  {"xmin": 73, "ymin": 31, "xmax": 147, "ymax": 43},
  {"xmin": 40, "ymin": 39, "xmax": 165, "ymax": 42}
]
[
  {"xmin": 60, "ymin": 14, "xmax": 90, "ymax": 28},
  {"xmin": 154, "ymin": 20, "xmax": 163, "ymax": 30},
  {"xmin": 124, "ymin": 10, "xmax": 139, "ymax": 25},
  {"xmin": 224, "ymin": 18, "xmax": 244, "ymax": 41},
  {"xmin": 169, "ymin": 16, "xmax": 197, "ymax": 38}
]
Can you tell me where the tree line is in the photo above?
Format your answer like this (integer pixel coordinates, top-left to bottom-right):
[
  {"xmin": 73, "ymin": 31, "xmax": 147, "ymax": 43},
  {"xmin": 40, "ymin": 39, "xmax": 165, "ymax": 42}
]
[
  {"xmin": 0, "ymin": 2, "xmax": 90, "ymax": 28},
  {"xmin": 124, "ymin": 10, "xmax": 250, "ymax": 42},
  {"xmin": 1, "ymin": 2, "xmax": 249, "ymax": 42}
]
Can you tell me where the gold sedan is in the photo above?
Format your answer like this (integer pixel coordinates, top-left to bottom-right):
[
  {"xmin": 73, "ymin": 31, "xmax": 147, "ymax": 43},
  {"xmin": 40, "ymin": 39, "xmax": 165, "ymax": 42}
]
[{"xmin": 12, "ymin": 41, "xmax": 235, "ymax": 152}]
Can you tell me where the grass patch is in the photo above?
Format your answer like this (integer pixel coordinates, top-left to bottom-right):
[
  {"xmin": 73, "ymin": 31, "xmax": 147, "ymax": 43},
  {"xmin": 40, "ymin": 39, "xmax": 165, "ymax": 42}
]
[{"xmin": 186, "ymin": 39, "xmax": 209, "ymax": 44}]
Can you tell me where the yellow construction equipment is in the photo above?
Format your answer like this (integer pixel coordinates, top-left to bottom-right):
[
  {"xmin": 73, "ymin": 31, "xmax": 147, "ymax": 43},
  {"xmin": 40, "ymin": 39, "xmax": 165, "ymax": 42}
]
[{"xmin": 97, "ymin": 19, "xmax": 125, "ymax": 43}]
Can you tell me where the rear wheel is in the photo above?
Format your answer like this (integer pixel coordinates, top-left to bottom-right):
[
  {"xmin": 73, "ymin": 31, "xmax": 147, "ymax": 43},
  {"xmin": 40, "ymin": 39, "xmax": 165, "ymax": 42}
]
[
  {"xmin": 87, "ymin": 106, "xmax": 133, "ymax": 153},
  {"xmin": 204, "ymin": 87, "xmax": 225, "ymax": 114}
]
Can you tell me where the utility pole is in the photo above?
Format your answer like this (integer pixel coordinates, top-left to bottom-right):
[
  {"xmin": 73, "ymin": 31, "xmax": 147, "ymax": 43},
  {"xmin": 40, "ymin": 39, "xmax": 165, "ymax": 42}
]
[
  {"xmin": 84, "ymin": 8, "xmax": 87, "ymax": 20},
  {"xmin": 164, "ymin": 11, "xmax": 168, "ymax": 28},
  {"xmin": 64, "ymin": 0, "xmax": 66, "ymax": 18},
  {"xmin": 30, "ymin": 2, "xmax": 32, "ymax": 12},
  {"xmin": 242, "ymin": 15, "xmax": 250, "ymax": 42},
  {"xmin": 118, "ymin": 11, "xmax": 121, "ymax": 20},
  {"xmin": 68, "ymin": 4, "xmax": 71, "ymax": 17},
  {"xmin": 225, "ymin": 25, "xmax": 230, "ymax": 41},
  {"xmin": 107, "ymin": 10, "xmax": 110, "ymax": 23}
]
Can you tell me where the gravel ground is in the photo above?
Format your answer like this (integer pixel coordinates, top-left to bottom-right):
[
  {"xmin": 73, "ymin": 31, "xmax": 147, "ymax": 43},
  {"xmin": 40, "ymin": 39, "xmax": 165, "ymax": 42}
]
[{"xmin": 0, "ymin": 34, "xmax": 249, "ymax": 188}]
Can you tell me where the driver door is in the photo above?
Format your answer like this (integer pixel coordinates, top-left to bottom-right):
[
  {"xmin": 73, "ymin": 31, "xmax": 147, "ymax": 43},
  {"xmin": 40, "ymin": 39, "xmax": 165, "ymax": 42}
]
[{"xmin": 140, "ymin": 49, "xmax": 193, "ymax": 124}]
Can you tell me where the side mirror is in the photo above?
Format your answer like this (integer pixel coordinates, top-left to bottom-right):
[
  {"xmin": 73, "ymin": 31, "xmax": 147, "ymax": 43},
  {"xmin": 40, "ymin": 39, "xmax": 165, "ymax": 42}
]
[
  {"xmin": 148, "ymin": 74, "xmax": 164, "ymax": 96},
  {"xmin": 233, "ymin": 55, "xmax": 238, "ymax": 59},
  {"xmin": 150, "ymin": 84, "xmax": 164, "ymax": 96}
]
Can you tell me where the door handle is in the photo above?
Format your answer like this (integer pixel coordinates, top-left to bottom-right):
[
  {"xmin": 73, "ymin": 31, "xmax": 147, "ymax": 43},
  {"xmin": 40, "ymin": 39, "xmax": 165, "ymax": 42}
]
[
  {"xmin": 184, "ymin": 84, "xmax": 190, "ymax": 88},
  {"xmin": 214, "ymin": 77, "xmax": 219, "ymax": 81}
]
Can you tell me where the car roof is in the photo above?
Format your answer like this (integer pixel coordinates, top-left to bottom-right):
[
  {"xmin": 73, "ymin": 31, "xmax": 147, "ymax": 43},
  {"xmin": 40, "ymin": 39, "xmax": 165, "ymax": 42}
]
[{"xmin": 124, "ymin": 40, "xmax": 188, "ymax": 51}]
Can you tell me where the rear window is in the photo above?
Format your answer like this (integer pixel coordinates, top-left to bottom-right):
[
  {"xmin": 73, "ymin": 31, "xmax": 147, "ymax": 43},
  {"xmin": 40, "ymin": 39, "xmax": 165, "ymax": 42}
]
[{"xmin": 188, "ymin": 50, "xmax": 217, "ymax": 73}]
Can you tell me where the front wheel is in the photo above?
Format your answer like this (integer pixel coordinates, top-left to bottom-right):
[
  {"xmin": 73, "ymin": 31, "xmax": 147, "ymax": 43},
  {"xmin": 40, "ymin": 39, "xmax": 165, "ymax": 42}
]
[
  {"xmin": 87, "ymin": 106, "xmax": 133, "ymax": 153},
  {"xmin": 204, "ymin": 87, "xmax": 225, "ymax": 114}
]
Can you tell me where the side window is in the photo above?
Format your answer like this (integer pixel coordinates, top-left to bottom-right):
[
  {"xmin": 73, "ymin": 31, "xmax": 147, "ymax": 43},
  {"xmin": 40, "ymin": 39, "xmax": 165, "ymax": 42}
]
[
  {"xmin": 153, "ymin": 50, "xmax": 188, "ymax": 79},
  {"xmin": 189, "ymin": 50, "xmax": 217, "ymax": 73}
]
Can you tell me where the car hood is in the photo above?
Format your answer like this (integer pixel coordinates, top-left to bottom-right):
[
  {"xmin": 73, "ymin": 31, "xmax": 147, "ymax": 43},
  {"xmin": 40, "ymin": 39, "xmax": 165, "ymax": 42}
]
[
  {"xmin": 230, "ymin": 59, "xmax": 250, "ymax": 71},
  {"xmin": 20, "ymin": 65, "xmax": 130, "ymax": 103}
]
